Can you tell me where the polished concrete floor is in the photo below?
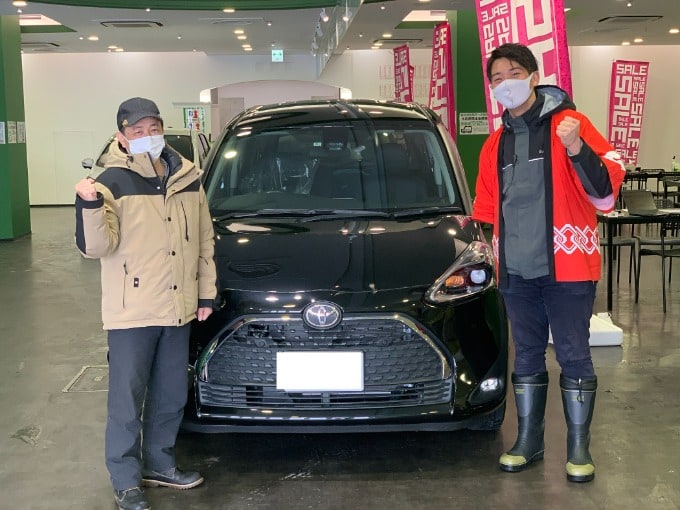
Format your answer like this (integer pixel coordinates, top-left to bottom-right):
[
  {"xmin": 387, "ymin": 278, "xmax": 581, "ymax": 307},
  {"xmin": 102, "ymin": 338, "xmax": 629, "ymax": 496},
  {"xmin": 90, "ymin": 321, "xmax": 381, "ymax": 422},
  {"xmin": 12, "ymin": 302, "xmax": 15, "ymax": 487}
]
[{"xmin": 0, "ymin": 207, "xmax": 678, "ymax": 510}]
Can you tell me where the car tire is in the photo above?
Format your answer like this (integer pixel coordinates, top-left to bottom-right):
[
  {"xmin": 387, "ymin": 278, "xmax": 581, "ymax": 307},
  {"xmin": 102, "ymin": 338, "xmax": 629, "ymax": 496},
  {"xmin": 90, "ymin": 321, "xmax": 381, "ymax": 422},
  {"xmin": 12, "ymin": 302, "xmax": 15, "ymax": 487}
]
[{"xmin": 467, "ymin": 401, "xmax": 506, "ymax": 431}]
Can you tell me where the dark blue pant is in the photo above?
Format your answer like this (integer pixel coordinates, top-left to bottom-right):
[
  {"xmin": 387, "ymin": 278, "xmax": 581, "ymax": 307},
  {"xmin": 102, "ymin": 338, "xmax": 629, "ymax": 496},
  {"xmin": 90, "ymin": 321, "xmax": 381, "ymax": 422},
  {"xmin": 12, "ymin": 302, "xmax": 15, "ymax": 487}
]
[
  {"xmin": 105, "ymin": 325, "xmax": 190, "ymax": 491},
  {"xmin": 500, "ymin": 275, "xmax": 596, "ymax": 379}
]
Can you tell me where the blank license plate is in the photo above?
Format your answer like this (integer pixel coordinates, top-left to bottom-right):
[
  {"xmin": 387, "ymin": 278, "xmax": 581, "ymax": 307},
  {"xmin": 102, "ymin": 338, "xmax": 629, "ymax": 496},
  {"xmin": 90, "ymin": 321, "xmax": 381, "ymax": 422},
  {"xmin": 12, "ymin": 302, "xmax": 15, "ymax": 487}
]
[{"xmin": 276, "ymin": 351, "xmax": 364, "ymax": 392}]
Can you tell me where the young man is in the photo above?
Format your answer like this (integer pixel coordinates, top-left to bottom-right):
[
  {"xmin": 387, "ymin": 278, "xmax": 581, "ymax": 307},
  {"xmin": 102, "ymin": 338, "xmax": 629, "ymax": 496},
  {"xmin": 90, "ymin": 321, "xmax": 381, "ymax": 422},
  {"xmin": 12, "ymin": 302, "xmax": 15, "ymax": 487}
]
[
  {"xmin": 75, "ymin": 97, "xmax": 217, "ymax": 510},
  {"xmin": 472, "ymin": 44, "xmax": 625, "ymax": 482}
]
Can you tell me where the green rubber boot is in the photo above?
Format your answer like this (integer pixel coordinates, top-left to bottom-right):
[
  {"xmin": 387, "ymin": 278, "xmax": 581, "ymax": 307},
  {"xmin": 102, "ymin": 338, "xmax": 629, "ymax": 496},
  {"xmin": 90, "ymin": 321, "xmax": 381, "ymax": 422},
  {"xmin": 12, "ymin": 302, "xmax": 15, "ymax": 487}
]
[
  {"xmin": 499, "ymin": 372, "xmax": 549, "ymax": 472},
  {"xmin": 560, "ymin": 374, "xmax": 597, "ymax": 483}
]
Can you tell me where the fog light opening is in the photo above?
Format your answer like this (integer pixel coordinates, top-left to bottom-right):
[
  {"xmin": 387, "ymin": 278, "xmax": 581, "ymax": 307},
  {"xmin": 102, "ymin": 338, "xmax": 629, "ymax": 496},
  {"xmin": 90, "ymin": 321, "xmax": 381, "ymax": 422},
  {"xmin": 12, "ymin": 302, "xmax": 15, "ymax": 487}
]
[{"xmin": 480, "ymin": 377, "xmax": 500, "ymax": 392}]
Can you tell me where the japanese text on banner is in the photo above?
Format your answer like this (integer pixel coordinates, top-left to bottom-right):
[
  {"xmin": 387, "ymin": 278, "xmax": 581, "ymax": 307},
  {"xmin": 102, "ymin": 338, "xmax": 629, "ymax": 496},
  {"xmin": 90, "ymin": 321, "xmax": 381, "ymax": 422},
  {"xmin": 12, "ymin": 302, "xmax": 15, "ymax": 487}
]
[
  {"xmin": 428, "ymin": 22, "xmax": 455, "ymax": 136},
  {"xmin": 393, "ymin": 45, "xmax": 413, "ymax": 102},
  {"xmin": 475, "ymin": 0, "xmax": 571, "ymax": 132},
  {"xmin": 608, "ymin": 60, "xmax": 649, "ymax": 166}
]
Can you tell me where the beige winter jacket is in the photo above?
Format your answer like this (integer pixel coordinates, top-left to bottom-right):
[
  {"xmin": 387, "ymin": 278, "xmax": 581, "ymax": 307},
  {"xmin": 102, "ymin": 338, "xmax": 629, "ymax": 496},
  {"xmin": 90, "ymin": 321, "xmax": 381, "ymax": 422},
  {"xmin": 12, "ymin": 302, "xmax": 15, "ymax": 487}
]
[{"xmin": 75, "ymin": 139, "xmax": 217, "ymax": 330}]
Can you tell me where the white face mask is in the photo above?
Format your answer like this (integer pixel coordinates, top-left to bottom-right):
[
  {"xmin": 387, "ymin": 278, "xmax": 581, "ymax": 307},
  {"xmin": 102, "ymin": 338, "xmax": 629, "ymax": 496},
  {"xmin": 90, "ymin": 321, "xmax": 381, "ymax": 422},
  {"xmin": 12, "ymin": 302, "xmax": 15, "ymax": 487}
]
[
  {"xmin": 126, "ymin": 134, "xmax": 165, "ymax": 160},
  {"xmin": 492, "ymin": 73, "xmax": 534, "ymax": 110}
]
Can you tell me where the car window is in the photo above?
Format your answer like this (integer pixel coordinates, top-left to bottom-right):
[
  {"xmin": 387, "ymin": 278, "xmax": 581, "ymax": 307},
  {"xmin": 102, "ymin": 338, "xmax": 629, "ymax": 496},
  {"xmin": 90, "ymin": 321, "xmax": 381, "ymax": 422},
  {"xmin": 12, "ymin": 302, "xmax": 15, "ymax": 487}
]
[
  {"xmin": 204, "ymin": 121, "xmax": 461, "ymax": 215},
  {"xmin": 165, "ymin": 134, "xmax": 194, "ymax": 161}
]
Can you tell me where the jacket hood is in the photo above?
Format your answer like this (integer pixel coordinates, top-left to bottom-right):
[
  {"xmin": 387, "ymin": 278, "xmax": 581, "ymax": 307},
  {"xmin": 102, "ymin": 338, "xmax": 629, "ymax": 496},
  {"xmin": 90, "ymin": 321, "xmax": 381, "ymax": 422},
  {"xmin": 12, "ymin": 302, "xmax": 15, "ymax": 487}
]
[{"xmin": 502, "ymin": 84, "xmax": 576, "ymax": 127}]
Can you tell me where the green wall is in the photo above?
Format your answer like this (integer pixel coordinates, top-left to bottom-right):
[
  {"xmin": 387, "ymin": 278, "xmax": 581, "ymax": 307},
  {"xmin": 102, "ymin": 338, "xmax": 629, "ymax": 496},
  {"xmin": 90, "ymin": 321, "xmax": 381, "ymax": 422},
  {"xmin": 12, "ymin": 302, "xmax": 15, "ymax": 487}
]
[
  {"xmin": 449, "ymin": 10, "xmax": 488, "ymax": 198},
  {"xmin": 0, "ymin": 16, "xmax": 31, "ymax": 240}
]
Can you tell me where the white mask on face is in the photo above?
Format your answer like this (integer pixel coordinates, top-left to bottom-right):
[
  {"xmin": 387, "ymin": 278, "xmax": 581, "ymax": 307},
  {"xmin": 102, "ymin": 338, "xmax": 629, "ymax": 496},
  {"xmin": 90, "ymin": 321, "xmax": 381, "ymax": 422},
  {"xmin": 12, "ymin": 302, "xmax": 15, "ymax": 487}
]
[
  {"xmin": 126, "ymin": 134, "xmax": 165, "ymax": 160},
  {"xmin": 492, "ymin": 73, "xmax": 534, "ymax": 110}
]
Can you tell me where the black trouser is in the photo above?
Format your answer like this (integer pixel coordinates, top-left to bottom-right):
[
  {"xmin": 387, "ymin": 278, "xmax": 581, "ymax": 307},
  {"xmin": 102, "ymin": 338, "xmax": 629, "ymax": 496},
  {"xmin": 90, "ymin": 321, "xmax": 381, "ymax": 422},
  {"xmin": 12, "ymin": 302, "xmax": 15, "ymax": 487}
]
[
  {"xmin": 500, "ymin": 275, "xmax": 596, "ymax": 379},
  {"xmin": 105, "ymin": 325, "xmax": 190, "ymax": 491}
]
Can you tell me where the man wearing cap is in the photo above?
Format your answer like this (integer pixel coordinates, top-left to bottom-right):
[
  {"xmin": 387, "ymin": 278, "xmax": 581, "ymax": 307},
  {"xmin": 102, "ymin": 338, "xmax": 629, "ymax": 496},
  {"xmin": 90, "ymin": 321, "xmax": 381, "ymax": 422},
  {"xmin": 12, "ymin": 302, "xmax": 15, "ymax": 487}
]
[{"xmin": 74, "ymin": 97, "xmax": 217, "ymax": 510}]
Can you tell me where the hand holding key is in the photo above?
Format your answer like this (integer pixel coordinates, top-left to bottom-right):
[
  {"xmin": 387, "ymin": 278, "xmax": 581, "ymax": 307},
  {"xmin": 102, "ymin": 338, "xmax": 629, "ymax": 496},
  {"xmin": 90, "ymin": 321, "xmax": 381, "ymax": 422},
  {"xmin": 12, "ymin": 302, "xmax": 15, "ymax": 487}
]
[{"xmin": 75, "ymin": 177, "xmax": 98, "ymax": 201}]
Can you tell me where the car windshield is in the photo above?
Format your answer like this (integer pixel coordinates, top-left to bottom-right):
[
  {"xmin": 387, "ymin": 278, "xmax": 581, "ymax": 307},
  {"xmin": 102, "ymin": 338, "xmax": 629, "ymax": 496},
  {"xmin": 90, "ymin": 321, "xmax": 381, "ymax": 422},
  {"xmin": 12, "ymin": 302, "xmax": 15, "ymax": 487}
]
[
  {"xmin": 165, "ymin": 134, "xmax": 194, "ymax": 160},
  {"xmin": 204, "ymin": 121, "xmax": 462, "ymax": 216}
]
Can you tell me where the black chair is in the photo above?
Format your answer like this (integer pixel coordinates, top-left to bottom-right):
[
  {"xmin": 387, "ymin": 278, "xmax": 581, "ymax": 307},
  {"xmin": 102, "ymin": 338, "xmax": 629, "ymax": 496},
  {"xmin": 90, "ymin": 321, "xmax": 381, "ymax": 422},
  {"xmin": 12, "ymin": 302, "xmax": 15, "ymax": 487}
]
[{"xmin": 634, "ymin": 214, "xmax": 680, "ymax": 312}]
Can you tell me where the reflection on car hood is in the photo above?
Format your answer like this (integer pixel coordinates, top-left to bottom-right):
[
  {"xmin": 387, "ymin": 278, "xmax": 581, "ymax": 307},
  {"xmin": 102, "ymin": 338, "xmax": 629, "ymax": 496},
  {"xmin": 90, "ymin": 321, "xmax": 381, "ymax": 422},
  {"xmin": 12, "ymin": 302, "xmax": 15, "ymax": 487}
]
[{"xmin": 213, "ymin": 215, "xmax": 479, "ymax": 293}]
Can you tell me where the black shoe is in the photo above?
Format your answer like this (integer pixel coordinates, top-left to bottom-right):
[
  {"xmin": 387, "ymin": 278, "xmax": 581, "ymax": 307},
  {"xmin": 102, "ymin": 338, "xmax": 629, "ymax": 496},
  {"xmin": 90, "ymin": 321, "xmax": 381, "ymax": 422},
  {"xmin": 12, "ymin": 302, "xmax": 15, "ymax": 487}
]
[
  {"xmin": 114, "ymin": 487, "xmax": 150, "ymax": 510},
  {"xmin": 142, "ymin": 467, "xmax": 204, "ymax": 489}
]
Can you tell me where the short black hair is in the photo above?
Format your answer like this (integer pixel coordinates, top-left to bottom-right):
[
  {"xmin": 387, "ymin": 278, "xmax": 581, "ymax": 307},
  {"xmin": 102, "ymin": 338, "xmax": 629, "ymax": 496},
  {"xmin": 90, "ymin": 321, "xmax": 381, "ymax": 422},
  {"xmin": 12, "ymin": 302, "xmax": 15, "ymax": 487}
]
[{"xmin": 486, "ymin": 43, "xmax": 538, "ymax": 81}]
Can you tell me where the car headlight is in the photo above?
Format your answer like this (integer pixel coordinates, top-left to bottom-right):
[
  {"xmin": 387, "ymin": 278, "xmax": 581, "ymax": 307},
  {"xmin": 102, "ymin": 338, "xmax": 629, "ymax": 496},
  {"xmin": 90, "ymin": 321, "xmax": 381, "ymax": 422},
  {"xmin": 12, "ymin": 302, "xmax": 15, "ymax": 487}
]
[{"xmin": 424, "ymin": 240, "xmax": 495, "ymax": 303}]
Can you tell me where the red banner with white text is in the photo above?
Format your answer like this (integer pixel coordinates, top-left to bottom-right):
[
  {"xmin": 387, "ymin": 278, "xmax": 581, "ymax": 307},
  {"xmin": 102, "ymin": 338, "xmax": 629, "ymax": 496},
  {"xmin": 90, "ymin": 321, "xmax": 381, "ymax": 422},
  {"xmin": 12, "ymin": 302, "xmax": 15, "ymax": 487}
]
[
  {"xmin": 428, "ymin": 22, "xmax": 455, "ymax": 136},
  {"xmin": 393, "ymin": 45, "xmax": 413, "ymax": 102},
  {"xmin": 475, "ymin": 0, "xmax": 571, "ymax": 132},
  {"xmin": 607, "ymin": 60, "xmax": 649, "ymax": 166}
]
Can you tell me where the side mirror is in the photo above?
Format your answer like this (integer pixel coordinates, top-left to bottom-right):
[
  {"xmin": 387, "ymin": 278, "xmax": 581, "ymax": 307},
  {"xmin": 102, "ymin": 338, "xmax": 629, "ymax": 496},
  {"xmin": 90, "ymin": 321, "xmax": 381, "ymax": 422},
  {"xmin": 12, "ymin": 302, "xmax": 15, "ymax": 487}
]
[{"xmin": 81, "ymin": 157, "xmax": 94, "ymax": 170}]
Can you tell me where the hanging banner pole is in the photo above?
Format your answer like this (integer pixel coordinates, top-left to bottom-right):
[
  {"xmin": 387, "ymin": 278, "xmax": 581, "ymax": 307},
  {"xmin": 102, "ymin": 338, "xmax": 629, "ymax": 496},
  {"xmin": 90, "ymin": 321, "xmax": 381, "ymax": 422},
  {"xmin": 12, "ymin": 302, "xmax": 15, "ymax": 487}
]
[
  {"xmin": 428, "ymin": 22, "xmax": 456, "ymax": 137},
  {"xmin": 607, "ymin": 60, "xmax": 649, "ymax": 167},
  {"xmin": 475, "ymin": 0, "xmax": 571, "ymax": 132}
]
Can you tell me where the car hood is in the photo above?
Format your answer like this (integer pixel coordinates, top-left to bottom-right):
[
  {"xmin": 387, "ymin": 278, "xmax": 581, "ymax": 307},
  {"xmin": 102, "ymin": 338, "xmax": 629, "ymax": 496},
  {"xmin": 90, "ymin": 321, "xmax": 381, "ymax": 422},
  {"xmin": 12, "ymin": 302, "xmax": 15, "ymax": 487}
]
[{"xmin": 212, "ymin": 215, "xmax": 481, "ymax": 293}]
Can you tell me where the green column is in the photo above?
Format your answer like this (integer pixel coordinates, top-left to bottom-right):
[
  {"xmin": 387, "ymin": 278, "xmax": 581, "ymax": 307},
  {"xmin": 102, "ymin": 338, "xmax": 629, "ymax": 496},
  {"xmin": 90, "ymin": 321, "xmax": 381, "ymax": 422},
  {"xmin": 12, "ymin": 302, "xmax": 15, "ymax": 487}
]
[
  {"xmin": 0, "ymin": 15, "xmax": 31, "ymax": 240},
  {"xmin": 449, "ymin": 10, "xmax": 488, "ymax": 198}
]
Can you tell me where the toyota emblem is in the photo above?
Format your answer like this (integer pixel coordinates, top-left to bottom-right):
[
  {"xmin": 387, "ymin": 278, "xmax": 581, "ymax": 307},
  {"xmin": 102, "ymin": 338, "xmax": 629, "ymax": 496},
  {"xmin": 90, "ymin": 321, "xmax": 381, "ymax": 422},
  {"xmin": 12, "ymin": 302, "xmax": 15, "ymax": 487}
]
[{"xmin": 302, "ymin": 302, "xmax": 342, "ymax": 330}]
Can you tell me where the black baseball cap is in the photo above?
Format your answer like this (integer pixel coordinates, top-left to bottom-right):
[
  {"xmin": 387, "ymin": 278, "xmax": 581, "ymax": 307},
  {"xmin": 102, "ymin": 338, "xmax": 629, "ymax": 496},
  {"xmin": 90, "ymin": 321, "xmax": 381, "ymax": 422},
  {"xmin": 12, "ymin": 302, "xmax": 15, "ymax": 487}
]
[{"xmin": 117, "ymin": 97, "xmax": 162, "ymax": 131}]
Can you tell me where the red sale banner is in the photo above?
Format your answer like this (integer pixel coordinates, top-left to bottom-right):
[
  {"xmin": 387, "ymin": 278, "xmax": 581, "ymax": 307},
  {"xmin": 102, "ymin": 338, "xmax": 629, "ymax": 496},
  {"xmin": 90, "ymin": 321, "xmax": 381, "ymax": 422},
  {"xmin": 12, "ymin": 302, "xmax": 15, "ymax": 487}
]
[
  {"xmin": 428, "ymin": 22, "xmax": 455, "ymax": 136},
  {"xmin": 393, "ymin": 45, "xmax": 413, "ymax": 102},
  {"xmin": 608, "ymin": 60, "xmax": 649, "ymax": 166},
  {"xmin": 475, "ymin": 0, "xmax": 572, "ymax": 132}
]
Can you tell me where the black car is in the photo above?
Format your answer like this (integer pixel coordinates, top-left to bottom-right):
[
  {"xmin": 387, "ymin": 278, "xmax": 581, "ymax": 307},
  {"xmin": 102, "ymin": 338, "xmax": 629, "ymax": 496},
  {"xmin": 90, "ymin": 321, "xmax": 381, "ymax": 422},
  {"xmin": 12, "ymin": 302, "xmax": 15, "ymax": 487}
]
[{"xmin": 183, "ymin": 99, "xmax": 508, "ymax": 433}]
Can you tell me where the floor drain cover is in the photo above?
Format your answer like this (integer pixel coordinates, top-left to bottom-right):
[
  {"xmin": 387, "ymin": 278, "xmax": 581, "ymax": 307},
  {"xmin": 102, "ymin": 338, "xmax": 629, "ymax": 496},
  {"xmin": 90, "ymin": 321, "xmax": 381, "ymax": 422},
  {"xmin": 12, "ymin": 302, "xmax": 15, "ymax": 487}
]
[{"xmin": 63, "ymin": 365, "xmax": 109, "ymax": 392}]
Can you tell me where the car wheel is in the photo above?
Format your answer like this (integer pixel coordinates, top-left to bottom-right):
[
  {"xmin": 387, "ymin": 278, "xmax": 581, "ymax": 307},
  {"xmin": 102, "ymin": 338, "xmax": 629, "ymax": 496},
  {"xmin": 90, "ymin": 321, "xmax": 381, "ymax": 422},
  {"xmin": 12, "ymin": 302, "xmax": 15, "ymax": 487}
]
[{"xmin": 467, "ymin": 401, "xmax": 506, "ymax": 431}]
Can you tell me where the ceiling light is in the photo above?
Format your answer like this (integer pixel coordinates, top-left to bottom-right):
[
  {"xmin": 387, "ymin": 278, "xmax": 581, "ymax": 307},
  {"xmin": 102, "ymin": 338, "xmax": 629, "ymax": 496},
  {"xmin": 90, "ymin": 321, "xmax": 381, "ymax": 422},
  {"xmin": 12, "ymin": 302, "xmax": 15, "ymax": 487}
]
[
  {"xmin": 670, "ymin": 28, "xmax": 680, "ymax": 34},
  {"xmin": 418, "ymin": 0, "xmax": 431, "ymax": 2},
  {"xmin": 87, "ymin": 35, "xmax": 99, "ymax": 41},
  {"xmin": 145, "ymin": 8, "xmax": 150, "ymax": 12},
  {"xmin": 633, "ymin": 37, "xmax": 643, "ymax": 43},
  {"xmin": 380, "ymin": 5, "xmax": 386, "ymax": 10},
  {"xmin": 382, "ymin": 33, "xmax": 392, "ymax": 38},
  {"xmin": 343, "ymin": 14, "xmax": 349, "ymax": 22},
  {"xmin": 114, "ymin": 48, "xmax": 124, "ymax": 52},
  {"xmin": 244, "ymin": 47, "xmax": 252, "ymax": 52},
  {"xmin": 12, "ymin": 1, "xmax": 27, "ymax": 6},
  {"xmin": 621, "ymin": 41, "xmax": 631, "ymax": 45},
  {"xmin": 320, "ymin": 9, "xmax": 329, "ymax": 22},
  {"xmin": 233, "ymin": 29, "xmax": 244, "ymax": 34},
  {"xmin": 108, "ymin": 45, "xmax": 117, "ymax": 49},
  {"xmin": 177, "ymin": 35, "xmax": 182, "ymax": 39},
  {"xmin": 626, "ymin": 1, "xmax": 632, "ymax": 6},
  {"xmin": 223, "ymin": 8, "xmax": 235, "ymax": 13},
  {"xmin": 266, "ymin": 21, "xmax": 272, "ymax": 27},
  {"xmin": 237, "ymin": 35, "xmax": 246, "ymax": 40}
]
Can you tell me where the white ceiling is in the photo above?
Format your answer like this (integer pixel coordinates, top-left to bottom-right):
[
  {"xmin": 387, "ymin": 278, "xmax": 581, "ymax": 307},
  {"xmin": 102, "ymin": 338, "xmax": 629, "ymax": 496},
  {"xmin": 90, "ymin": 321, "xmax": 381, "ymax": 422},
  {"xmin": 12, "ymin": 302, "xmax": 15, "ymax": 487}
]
[{"xmin": 2, "ymin": 0, "xmax": 680, "ymax": 56}]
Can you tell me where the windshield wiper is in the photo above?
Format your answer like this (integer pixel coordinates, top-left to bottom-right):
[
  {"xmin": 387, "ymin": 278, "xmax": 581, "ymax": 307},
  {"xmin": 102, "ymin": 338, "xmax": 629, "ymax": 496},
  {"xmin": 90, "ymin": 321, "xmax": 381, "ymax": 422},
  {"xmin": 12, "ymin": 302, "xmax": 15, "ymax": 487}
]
[
  {"xmin": 214, "ymin": 209, "xmax": 388, "ymax": 222},
  {"xmin": 390, "ymin": 205, "xmax": 464, "ymax": 218},
  {"xmin": 300, "ymin": 210, "xmax": 391, "ymax": 222}
]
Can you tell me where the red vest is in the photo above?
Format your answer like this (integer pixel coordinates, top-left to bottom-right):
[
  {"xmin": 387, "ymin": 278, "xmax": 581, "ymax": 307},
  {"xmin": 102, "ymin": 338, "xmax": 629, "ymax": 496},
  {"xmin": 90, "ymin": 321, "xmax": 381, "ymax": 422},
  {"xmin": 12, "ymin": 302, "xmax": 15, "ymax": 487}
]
[{"xmin": 473, "ymin": 109, "xmax": 626, "ymax": 282}]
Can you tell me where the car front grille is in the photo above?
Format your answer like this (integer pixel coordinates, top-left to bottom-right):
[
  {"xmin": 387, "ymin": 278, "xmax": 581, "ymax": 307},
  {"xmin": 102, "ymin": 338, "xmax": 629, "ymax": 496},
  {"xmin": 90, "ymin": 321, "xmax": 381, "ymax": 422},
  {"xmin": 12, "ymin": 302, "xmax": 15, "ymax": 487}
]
[{"xmin": 197, "ymin": 316, "xmax": 452, "ymax": 410}]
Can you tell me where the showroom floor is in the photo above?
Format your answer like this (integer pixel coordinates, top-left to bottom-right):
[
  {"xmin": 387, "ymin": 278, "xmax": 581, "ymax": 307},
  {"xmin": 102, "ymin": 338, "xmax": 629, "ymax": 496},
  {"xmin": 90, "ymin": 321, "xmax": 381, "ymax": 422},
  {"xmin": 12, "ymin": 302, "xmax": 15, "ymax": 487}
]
[{"xmin": 0, "ymin": 207, "xmax": 678, "ymax": 510}]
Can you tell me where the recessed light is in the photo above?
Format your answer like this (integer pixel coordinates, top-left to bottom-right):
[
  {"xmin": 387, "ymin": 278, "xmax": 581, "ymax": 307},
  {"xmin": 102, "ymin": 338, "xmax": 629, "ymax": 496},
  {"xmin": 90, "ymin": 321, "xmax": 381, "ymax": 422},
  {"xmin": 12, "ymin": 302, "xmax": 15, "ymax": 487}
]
[
  {"xmin": 233, "ymin": 29, "xmax": 244, "ymax": 34},
  {"xmin": 12, "ymin": 1, "xmax": 27, "ymax": 7},
  {"xmin": 223, "ymin": 8, "xmax": 235, "ymax": 13},
  {"xmin": 177, "ymin": 35, "xmax": 182, "ymax": 39},
  {"xmin": 380, "ymin": 5, "xmax": 386, "ymax": 10},
  {"xmin": 145, "ymin": 8, "xmax": 150, "ymax": 12},
  {"xmin": 621, "ymin": 41, "xmax": 631, "ymax": 46},
  {"xmin": 382, "ymin": 33, "xmax": 392, "ymax": 38},
  {"xmin": 87, "ymin": 35, "xmax": 99, "ymax": 41},
  {"xmin": 633, "ymin": 37, "xmax": 643, "ymax": 43},
  {"xmin": 670, "ymin": 28, "xmax": 680, "ymax": 34},
  {"xmin": 114, "ymin": 48, "xmax": 124, "ymax": 52},
  {"xmin": 237, "ymin": 35, "xmax": 247, "ymax": 40},
  {"xmin": 108, "ymin": 45, "xmax": 117, "ymax": 49}
]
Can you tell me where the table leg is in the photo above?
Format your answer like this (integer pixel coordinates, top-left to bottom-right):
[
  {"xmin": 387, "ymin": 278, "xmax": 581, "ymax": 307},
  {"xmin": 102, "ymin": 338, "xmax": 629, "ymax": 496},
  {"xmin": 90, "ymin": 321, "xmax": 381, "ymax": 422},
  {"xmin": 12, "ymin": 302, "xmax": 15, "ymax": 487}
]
[{"xmin": 606, "ymin": 222, "xmax": 614, "ymax": 311}]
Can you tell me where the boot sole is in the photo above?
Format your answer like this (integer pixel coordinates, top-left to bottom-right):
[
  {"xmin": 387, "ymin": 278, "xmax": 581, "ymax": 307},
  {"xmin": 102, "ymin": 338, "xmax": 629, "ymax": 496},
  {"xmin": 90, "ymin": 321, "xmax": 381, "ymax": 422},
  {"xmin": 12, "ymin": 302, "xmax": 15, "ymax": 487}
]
[
  {"xmin": 499, "ymin": 452, "xmax": 544, "ymax": 472},
  {"xmin": 142, "ymin": 476, "xmax": 204, "ymax": 490},
  {"xmin": 567, "ymin": 472, "xmax": 594, "ymax": 483}
]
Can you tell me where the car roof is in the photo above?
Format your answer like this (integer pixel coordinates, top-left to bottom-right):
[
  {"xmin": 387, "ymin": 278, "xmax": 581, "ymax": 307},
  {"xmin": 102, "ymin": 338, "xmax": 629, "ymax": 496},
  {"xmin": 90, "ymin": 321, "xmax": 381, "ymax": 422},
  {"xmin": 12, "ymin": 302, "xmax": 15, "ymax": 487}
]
[{"xmin": 228, "ymin": 99, "xmax": 441, "ymax": 130}]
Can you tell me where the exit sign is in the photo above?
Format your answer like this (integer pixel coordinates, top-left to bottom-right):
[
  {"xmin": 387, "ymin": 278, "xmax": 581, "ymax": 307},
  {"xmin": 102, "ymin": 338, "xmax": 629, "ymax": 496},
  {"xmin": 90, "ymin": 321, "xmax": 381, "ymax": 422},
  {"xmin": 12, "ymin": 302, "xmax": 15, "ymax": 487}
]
[{"xmin": 272, "ymin": 49, "xmax": 284, "ymax": 62}]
